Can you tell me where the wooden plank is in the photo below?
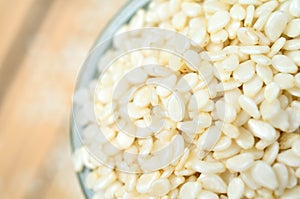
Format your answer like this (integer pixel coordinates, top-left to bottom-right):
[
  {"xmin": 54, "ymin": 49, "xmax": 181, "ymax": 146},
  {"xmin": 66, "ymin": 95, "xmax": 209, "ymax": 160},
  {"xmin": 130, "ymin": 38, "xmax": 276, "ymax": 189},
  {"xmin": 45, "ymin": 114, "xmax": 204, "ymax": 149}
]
[
  {"xmin": 0, "ymin": 0, "xmax": 127, "ymax": 198},
  {"xmin": 0, "ymin": 0, "xmax": 36, "ymax": 65},
  {"xmin": 0, "ymin": 0, "xmax": 54, "ymax": 105},
  {"xmin": 0, "ymin": 0, "xmax": 77, "ymax": 196}
]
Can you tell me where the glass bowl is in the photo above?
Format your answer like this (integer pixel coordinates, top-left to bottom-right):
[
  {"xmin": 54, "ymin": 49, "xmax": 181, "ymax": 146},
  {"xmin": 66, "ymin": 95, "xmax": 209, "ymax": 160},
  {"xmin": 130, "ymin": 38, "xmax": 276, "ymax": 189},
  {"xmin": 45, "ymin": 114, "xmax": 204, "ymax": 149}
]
[{"xmin": 70, "ymin": 0, "xmax": 151, "ymax": 198}]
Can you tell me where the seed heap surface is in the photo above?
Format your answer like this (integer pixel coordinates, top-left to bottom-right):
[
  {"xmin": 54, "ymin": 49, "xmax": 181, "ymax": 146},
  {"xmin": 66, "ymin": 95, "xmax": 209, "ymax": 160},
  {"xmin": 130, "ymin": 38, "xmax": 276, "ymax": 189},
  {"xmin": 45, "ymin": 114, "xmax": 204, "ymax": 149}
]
[{"xmin": 73, "ymin": 0, "xmax": 300, "ymax": 198}]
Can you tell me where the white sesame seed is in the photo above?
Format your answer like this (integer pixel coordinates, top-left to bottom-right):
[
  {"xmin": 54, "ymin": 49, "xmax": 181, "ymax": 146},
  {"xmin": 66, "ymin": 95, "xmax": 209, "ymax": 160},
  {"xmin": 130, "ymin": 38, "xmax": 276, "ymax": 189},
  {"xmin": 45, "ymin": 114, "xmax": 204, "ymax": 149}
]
[
  {"xmin": 226, "ymin": 153, "xmax": 254, "ymax": 172},
  {"xmin": 253, "ymin": 11, "xmax": 271, "ymax": 31},
  {"xmin": 248, "ymin": 119, "xmax": 276, "ymax": 141},
  {"xmin": 235, "ymin": 127, "xmax": 255, "ymax": 149},
  {"xmin": 263, "ymin": 141, "xmax": 279, "ymax": 164},
  {"xmin": 222, "ymin": 123, "xmax": 239, "ymax": 138},
  {"xmin": 284, "ymin": 39, "xmax": 300, "ymax": 51},
  {"xmin": 182, "ymin": 2, "xmax": 202, "ymax": 17},
  {"xmin": 148, "ymin": 178, "xmax": 171, "ymax": 197},
  {"xmin": 281, "ymin": 186, "xmax": 300, "ymax": 199},
  {"xmin": 264, "ymin": 11, "xmax": 288, "ymax": 42},
  {"xmin": 274, "ymin": 73, "xmax": 295, "ymax": 89},
  {"xmin": 251, "ymin": 161, "xmax": 278, "ymax": 190},
  {"xmin": 198, "ymin": 190, "xmax": 219, "ymax": 199},
  {"xmin": 272, "ymin": 55, "xmax": 298, "ymax": 74},
  {"xmin": 285, "ymin": 19, "xmax": 300, "ymax": 38},
  {"xmin": 193, "ymin": 160, "xmax": 225, "ymax": 174},
  {"xmin": 176, "ymin": 73, "xmax": 199, "ymax": 92},
  {"xmin": 277, "ymin": 149, "xmax": 300, "ymax": 167},
  {"xmin": 230, "ymin": 4, "xmax": 246, "ymax": 20},
  {"xmin": 289, "ymin": 0, "xmax": 300, "ymax": 17},
  {"xmin": 240, "ymin": 169, "xmax": 260, "ymax": 190},
  {"xmin": 237, "ymin": 27, "xmax": 258, "ymax": 45},
  {"xmin": 255, "ymin": 1, "xmax": 278, "ymax": 17},
  {"xmin": 226, "ymin": 20, "xmax": 241, "ymax": 40},
  {"xmin": 264, "ymin": 82, "xmax": 280, "ymax": 102},
  {"xmin": 250, "ymin": 54, "xmax": 271, "ymax": 65},
  {"xmin": 208, "ymin": 11, "xmax": 230, "ymax": 33},
  {"xmin": 243, "ymin": 75, "xmax": 263, "ymax": 97},
  {"xmin": 227, "ymin": 177, "xmax": 245, "ymax": 199},
  {"xmin": 273, "ymin": 163, "xmax": 289, "ymax": 193},
  {"xmin": 199, "ymin": 174, "xmax": 227, "ymax": 194},
  {"xmin": 179, "ymin": 182, "xmax": 202, "ymax": 199},
  {"xmin": 221, "ymin": 54, "xmax": 239, "ymax": 71},
  {"xmin": 210, "ymin": 29, "xmax": 229, "ymax": 43},
  {"xmin": 256, "ymin": 64, "xmax": 273, "ymax": 84},
  {"xmin": 213, "ymin": 136, "xmax": 232, "ymax": 152},
  {"xmin": 172, "ymin": 12, "xmax": 187, "ymax": 31},
  {"xmin": 244, "ymin": 5, "xmax": 255, "ymax": 27},
  {"xmin": 238, "ymin": 95, "xmax": 260, "ymax": 118},
  {"xmin": 116, "ymin": 132, "xmax": 135, "ymax": 150},
  {"xmin": 268, "ymin": 37, "xmax": 286, "ymax": 57},
  {"xmin": 239, "ymin": 45, "xmax": 270, "ymax": 54}
]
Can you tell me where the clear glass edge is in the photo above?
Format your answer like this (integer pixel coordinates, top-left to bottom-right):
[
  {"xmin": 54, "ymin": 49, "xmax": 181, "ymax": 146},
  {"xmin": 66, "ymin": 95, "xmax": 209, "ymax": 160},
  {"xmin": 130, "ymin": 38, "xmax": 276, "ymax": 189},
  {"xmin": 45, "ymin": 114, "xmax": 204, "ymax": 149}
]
[{"xmin": 70, "ymin": 0, "xmax": 151, "ymax": 198}]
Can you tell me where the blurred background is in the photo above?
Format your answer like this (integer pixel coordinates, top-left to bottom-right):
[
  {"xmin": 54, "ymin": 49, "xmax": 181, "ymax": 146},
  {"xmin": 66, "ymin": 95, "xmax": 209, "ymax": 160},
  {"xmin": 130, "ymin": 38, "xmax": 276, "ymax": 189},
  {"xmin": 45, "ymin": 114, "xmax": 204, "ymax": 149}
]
[{"xmin": 0, "ymin": 0, "xmax": 127, "ymax": 198}]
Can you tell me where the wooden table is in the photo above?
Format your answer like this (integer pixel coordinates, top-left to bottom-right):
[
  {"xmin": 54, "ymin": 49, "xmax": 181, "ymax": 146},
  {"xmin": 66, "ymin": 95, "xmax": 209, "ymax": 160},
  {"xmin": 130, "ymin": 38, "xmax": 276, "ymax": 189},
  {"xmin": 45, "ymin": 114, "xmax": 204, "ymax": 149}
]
[{"xmin": 0, "ymin": 0, "xmax": 127, "ymax": 198}]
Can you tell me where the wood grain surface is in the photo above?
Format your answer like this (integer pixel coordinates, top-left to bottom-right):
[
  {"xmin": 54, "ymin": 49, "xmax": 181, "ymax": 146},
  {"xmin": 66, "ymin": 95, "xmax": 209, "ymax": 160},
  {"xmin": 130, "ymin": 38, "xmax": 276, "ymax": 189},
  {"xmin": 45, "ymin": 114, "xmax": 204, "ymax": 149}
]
[{"xmin": 0, "ymin": 0, "xmax": 127, "ymax": 198}]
